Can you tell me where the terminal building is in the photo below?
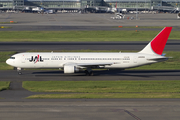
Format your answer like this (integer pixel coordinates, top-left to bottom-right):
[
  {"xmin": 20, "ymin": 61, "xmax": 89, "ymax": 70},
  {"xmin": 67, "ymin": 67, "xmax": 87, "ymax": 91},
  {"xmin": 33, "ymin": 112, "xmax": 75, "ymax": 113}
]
[{"xmin": 0, "ymin": 0, "xmax": 179, "ymax": 12}]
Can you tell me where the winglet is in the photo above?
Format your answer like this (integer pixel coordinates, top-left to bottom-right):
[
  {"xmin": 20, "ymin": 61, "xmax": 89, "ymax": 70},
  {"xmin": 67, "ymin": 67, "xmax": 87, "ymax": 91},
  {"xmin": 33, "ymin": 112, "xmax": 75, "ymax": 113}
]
[{"xmin": 139, "ymin": 27, "xmax": 172, "ymax": 55}]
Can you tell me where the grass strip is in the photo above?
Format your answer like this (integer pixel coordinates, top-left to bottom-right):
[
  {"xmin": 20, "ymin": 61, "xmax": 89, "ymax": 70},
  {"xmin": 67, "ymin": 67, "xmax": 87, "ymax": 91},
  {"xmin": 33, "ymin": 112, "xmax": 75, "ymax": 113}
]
[
  {"xmin": 24, "ymin": 80, "xmax": 180, "ymax": 98},
  {"xmin": 0, "ymin": 81, "xmax": 10, "ymax": 91},
  {"xmin": 23, "ymin": 80, "xmax": 180, "ymax": 93},
  {"xmin": 27, "ymin": 93, "xmax": 180, "ymax": 99},
  {"xmin": 0, "ymin": 51, "xmax": 17, "ymax": 70},
  {"xmin": 0, "ymin": 30, "xmax": 179, "ymax": 42}
]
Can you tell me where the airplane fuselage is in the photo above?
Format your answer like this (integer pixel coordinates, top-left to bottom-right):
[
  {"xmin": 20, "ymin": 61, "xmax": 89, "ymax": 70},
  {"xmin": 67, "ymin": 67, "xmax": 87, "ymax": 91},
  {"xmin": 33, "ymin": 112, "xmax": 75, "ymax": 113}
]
[{"xmin": 6, "ymin": 52, "xmax": 165, "ymax": 69}]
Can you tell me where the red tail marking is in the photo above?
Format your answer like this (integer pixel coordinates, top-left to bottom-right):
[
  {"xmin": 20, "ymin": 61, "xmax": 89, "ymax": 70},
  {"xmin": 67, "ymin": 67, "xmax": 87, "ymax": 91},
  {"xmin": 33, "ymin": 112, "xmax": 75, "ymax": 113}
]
[{"xmin": 151, "ymin": 27, "xmax": 172, "ymax": 55}]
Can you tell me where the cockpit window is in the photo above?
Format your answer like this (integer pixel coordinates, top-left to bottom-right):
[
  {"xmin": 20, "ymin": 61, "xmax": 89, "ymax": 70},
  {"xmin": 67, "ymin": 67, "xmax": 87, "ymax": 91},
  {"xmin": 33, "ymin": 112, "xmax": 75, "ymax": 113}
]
[{"xmin": 10, "ymin": 57, "xmax": 15, "ymax": 59}]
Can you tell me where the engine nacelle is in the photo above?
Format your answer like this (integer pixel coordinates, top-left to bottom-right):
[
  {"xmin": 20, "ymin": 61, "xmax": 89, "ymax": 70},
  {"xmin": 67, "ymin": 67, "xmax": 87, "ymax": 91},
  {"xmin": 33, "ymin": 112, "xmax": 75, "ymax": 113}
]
[{"xmin": 64, "ymin": 65, "xmax": 79, "ymax": 73}]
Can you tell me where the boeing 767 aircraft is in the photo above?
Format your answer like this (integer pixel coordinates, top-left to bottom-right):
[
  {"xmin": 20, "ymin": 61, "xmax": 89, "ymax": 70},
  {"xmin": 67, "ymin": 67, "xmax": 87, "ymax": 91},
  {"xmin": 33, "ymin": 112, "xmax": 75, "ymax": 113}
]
[{"xmin": 6, "ymin": 27, "xmax": 172, "ymax": 75}]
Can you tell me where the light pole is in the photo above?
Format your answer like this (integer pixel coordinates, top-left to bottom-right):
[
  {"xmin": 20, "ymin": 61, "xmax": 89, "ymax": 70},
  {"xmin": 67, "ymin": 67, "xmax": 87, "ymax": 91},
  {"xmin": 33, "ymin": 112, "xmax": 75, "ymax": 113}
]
[
  {"xmin": 145, "ymin": 0, "xmax": 146, "ymax": 11},
  {"xmin": 63, "ymin": 0, "xmax": 64, "ymax": 12},
  {"xmin": 136, "ymin": 0, "xmax": 138, "ymax": 20}
]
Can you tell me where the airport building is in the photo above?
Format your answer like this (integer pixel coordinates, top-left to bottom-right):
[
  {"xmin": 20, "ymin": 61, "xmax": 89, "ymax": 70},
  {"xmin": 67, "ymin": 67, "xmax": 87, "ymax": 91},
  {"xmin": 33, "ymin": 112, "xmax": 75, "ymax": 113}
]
[{"xmin": 0, "ymin": 0, "xmax": 179, "ymax": 11}]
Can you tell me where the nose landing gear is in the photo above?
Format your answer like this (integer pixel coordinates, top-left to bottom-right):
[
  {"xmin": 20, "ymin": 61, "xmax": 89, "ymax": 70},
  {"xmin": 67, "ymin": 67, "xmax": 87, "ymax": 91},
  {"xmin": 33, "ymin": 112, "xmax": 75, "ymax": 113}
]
[{"xmin": 17, "ymin": 67, "xmax": 22, "ymax": 75}]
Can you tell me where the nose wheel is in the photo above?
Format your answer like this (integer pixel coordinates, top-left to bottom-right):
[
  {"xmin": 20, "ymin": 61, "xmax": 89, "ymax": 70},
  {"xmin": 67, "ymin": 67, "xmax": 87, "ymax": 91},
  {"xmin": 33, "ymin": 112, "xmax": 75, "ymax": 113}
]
[{"xmin": 18, "ymin": 72, "xmax": 22, "ymax": 75}]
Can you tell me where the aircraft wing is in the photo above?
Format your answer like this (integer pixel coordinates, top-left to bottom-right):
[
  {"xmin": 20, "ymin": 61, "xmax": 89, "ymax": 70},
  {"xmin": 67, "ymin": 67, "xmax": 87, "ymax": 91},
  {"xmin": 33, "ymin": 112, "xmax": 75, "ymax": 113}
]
[
  {"xmin": 77, "ymin": 62, "xmax": 113, "ymax": 67},
  {"xmin": 64, "ymin": 62, "xmax": 114, "ymax": 68}
]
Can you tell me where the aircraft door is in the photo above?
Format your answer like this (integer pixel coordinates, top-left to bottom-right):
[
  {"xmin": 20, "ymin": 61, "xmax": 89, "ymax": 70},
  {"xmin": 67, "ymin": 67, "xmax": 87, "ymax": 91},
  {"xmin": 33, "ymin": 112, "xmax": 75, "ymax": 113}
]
[
  {"xmin": 133, "ymin": 56, "xmax": 138, "ymax": 63},
  {"xmin": 21, "ymin": 55, "xmax": 26, "ymax": 63}
]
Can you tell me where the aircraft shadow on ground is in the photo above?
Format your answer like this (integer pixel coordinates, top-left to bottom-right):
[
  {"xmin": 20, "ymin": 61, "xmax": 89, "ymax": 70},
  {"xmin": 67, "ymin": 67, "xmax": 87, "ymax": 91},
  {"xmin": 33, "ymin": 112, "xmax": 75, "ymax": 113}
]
[{"xmin": 32, "ymin": 70, "xmax": 180, "ymax": 77}]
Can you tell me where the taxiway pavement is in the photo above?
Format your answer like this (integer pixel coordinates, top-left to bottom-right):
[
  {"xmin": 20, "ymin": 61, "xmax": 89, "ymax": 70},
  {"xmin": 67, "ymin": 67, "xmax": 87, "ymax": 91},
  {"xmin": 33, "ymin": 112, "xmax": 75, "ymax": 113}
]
[
  {"xmin": 1, "ymin": 78, "xmax": 180, "ymax": 120},
  {"xmin": 0, "ymin": 13, "xmax": 180, "ymax": 26},
  {"xmin": 1, "ymin": 69, "xmax": 180, "ymax": 101},
  {"xmin": 1, "ymin": 41, "xmax": 180, "ymax": 52},
  {"xmin": 0, "ymin": 12, "xmax": 180, "ymax": 120},
  {"xmin": 1, "ymin": 70, "xmax": 180, "ymax": 81},
  {"xmin": 1, "ymin": 25, "xmax": 180, "ymax": 31},
  {"xmin": 1, "ymin": 99, "xmax": 180, "ymax": 120}
]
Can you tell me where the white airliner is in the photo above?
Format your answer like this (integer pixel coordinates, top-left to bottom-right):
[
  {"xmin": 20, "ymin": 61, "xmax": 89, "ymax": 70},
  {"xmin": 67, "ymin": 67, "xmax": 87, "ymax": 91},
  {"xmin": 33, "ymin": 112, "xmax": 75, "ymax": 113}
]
[{"xmin": 6, "ymin": 27, "xmax": 172, "ymax": 75}]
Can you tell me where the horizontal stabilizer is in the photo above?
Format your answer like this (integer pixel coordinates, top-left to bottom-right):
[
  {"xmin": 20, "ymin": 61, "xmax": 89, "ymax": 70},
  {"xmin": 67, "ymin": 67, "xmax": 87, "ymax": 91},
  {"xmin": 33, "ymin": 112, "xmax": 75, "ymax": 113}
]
[{"xmin": 147, "ymin": 57, "xmax": 168, "ymax": 61}]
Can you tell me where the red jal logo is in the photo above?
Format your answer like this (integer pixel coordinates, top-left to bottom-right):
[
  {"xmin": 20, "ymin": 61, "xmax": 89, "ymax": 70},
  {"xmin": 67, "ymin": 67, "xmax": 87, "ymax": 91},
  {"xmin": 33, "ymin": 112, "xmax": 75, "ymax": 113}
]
[{"xmin": 29, "ymin": 55, "xmax": 43, "ymax": 63}]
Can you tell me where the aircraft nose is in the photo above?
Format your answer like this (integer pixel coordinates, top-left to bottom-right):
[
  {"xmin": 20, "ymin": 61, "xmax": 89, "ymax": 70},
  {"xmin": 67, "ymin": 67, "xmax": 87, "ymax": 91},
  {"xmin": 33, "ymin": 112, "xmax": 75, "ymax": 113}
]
[{"xmin": 6, "ymin": 59, "xmax": 10, "ymax": 65}]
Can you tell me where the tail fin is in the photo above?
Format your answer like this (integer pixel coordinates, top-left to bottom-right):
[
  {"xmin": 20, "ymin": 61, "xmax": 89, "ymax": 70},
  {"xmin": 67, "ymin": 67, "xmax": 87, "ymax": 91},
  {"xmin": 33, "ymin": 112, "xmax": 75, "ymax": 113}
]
[{"xmin": 139, "ymin": 27, "xmax": 172, "ymax": 55}]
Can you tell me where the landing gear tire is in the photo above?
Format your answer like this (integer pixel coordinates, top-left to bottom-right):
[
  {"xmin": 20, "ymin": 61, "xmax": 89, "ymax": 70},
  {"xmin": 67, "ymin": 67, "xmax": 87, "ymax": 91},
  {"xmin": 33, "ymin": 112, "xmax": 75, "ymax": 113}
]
[
  {"xmin": 89, "ymin": 71, "xmax": 93, "ymax": 76},
  {"xmin": 17, "ymin": 67, "xmax": 22, "ymax": 75},
  {"xmin": 85, "ymin": 70, "xmax": 89, "ymax": 76},
  {"xmin": 18, "ymin": 72, "xmax": 22, "ymax": 75},
  {"xmin": 85, "ymin": 70, "xmax": 93, "ymax": 76}
]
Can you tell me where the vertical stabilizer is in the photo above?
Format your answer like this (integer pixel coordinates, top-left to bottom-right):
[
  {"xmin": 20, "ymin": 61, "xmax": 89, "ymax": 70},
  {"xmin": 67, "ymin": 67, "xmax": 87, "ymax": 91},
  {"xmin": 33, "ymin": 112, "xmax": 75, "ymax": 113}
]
[{"xmin": 139, "ymin": 27, "xmax": 172, "ymax": 55}]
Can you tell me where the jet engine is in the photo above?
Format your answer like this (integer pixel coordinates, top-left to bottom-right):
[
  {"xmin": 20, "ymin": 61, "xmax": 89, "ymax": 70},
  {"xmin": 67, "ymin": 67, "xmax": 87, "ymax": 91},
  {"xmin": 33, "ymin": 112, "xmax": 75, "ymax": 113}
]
[{"xmin": 64, "ymin": 65, "xmax": 79, "ymax": 73}]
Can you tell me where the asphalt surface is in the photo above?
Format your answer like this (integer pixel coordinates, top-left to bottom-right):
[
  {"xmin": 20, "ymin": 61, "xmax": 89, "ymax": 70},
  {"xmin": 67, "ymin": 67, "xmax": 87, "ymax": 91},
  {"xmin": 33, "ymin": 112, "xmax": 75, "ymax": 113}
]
[
  {"xmin": 1, "ymin": 25, "xmax": 180, "ymax": 31},
  {"xmin": 1, "ymin": 81, "xmax": 180, "ymax": 120},
  {"xmin": 0, "ymin": 99, "xmax": 180, "ymax": 120},
  {"xmin": 1, "ymin": 70, "xmax": 180, "ymax": 81},
  {"xmin": 1, "ymin": 69, "xmax": 180, "ymax": 101},
  {"xmin": 0, "ymin": 69, "xmax": 180, "ymax": 120},
  {"xmin": 1, "ymin": 12, "xmax": 180, "ymax": 120},
  {"xmin": 1, "ymin": 41, "xmax": 180, "ymax": 52},
  {"xmin": 0, "ymin": 100, "xmax": 180, "ymax": 120},
  {"xmin": 0, "ymin": 12, "xmax": 180, "ymax": 26},
  {"xmin": 0, "ymin": 25, "xmax": 167, "ymax": 31}
]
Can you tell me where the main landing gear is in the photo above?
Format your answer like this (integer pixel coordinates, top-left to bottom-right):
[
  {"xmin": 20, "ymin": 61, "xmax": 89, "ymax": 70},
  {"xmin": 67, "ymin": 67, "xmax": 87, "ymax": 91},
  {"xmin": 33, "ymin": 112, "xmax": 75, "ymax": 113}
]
[{"xmin": 85, "ymin": 68, "xmax": 93, "ymax": 76}]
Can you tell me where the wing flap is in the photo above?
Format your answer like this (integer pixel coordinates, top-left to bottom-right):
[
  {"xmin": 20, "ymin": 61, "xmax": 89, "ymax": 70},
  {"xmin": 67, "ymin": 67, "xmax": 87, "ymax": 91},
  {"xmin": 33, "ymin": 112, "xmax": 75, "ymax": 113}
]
[
  {"xmin": 77, "ymin": 62, "xmax": 113, "ymax": 67},
  {"xmin": 64, "ymin": 62, "xmax": 114, "ymax": 68}
]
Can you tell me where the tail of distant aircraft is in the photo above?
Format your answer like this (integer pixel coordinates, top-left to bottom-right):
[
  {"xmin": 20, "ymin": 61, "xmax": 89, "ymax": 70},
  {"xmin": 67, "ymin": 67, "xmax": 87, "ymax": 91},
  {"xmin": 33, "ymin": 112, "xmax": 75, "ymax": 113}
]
[{"xmin": 139, "ymin": 27, "xmax": 172, "ymax": 55}]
